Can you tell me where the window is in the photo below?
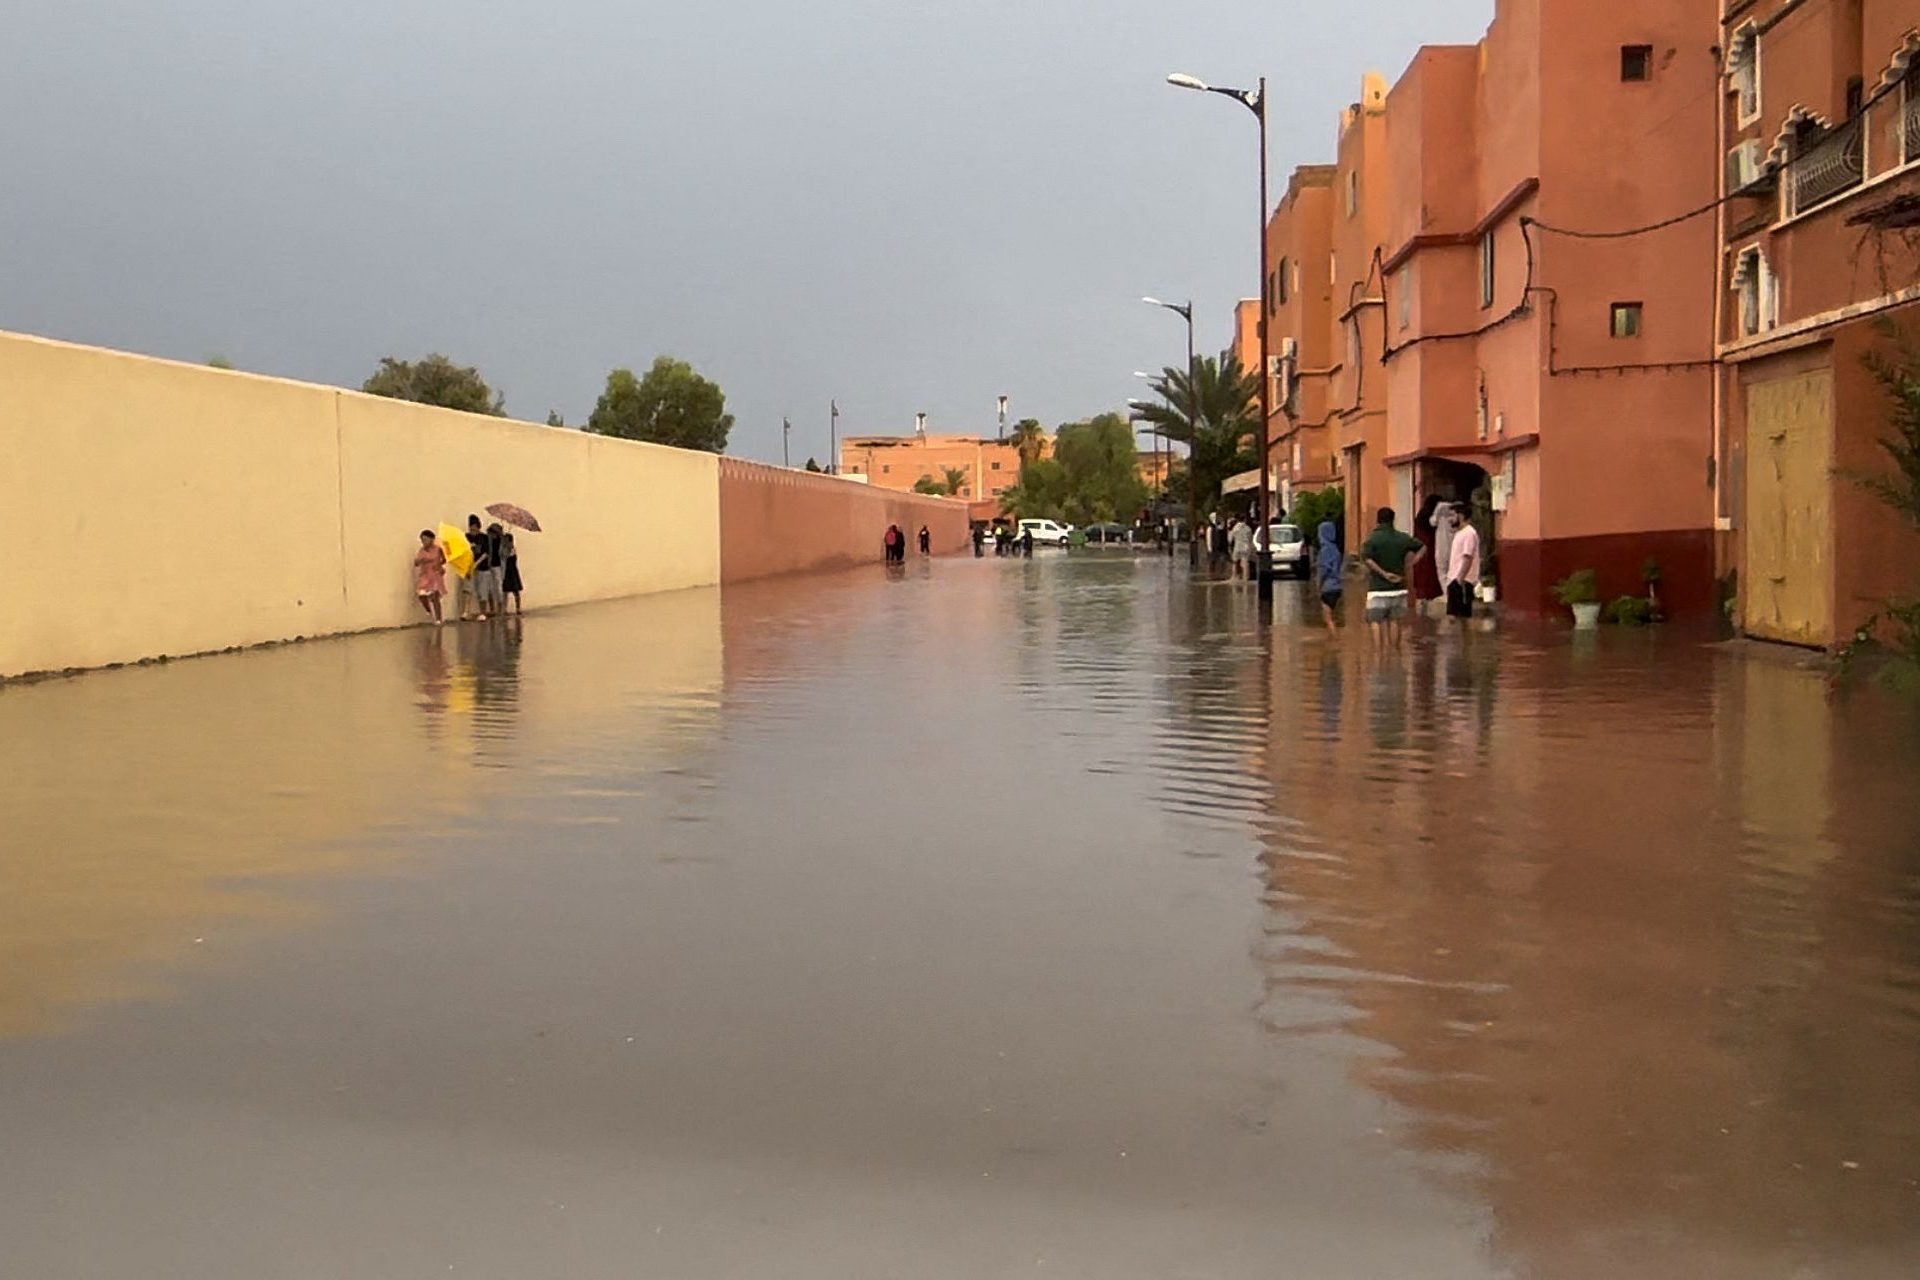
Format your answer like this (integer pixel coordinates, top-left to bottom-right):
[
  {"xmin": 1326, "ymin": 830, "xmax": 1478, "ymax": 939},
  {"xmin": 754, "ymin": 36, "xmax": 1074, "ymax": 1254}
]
[
  {"xmin": 1276, "ymin": 259, "xmax": 1290, "ymax": 306},
  {"xmin": 1345, "ymin": 170, "xmax": 1359, "ymax": 217},
  {"xmin": 1621, "ymin": 45, "xmax": 1653, "ymax": 82},
  {"xmin": 990, "ymin": 461, "xmax": 1002, "ymax": 471},
  {"xmin": 1729, "ymin": 24, "xmax": 1760, "ymax": 126},
  {"xmin": 1266, "ymin": 270, "xmax": 1277, "ymax": 314},
  {"xmin": 1732, "ymin": 246, "xmax": 1775, "ymax": 338},
  {"xmin": 1610, "ymin": 302, "xmax": 1643, "ymax": 338},
  {"xmin": 1398, "ymin": 265, "xmax": 1413, "ymax": 330},
  {"xmin": 1786, "ymin": 115, "xmax": 1864, "ymax": 216},
  {"xmin": 882, "ymin": 465, "xmax": 892, "ymax": 474},
  {"xmin": 1479, "ymin": 230, "xmax": 1496, "ymax": 308},
  {"xmin": 1347, "ymin": 318, "xmax": 1362, "ymax": 370},
  {"xmin": 1904, "ymin": 65, "xmax": 1920, "ymax": 165},
  {"xmin": 1330, "ymin": 251, "xmax": 1338, "ymax": 285}
]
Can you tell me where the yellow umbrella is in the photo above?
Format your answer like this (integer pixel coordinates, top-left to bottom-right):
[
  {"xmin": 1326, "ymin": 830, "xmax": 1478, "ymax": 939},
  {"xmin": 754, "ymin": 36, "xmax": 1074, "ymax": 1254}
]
[{"xmin": 437, "ymin": 524, "xmax": 475, "ymax": 579}]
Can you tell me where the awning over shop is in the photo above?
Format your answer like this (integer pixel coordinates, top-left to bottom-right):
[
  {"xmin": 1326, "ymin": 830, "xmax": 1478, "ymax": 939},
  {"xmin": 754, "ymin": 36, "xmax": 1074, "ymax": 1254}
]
[{"xmin": 1221, "ymin": 468, "xmax": 1281, "ymax": 496}]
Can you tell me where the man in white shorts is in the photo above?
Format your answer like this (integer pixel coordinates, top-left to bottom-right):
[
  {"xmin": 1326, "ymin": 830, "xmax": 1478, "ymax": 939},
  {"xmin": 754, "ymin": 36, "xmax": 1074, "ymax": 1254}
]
[{"xmin": 1359, "ymin": 506, "xmax": 1426, "ymax": 649}]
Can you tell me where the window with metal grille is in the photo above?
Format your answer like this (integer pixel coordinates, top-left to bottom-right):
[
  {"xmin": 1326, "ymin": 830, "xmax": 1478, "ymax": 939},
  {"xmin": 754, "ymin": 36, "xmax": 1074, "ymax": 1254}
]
[
  {"xmin": 1729, "ymin": 25, "xmax": 1760, "ymax": 125},
  {"xmin": 1479, "ymin": 231, "xmax": 1496, "ymax": 309},
  {"xmin": 1786, "ymin": 117, "xmax": 1864, "ymax": 216}
]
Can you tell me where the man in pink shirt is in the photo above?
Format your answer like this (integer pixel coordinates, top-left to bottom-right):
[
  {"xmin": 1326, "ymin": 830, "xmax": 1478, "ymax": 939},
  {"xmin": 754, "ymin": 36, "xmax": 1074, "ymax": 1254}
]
[{"xmin": 1443, "ymin": 504, "xmax": 1482, "ymax": 620}]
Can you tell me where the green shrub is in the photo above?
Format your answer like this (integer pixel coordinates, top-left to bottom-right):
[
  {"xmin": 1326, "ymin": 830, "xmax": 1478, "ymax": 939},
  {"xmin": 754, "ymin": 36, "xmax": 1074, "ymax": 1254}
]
[
  {"xmin": 1605, "ymin": 596, "xmax": 1654, "ymax": 627},
  {"xmin": 1552, "ymin": 569, "xmax": 1599, "ymax": 606}
]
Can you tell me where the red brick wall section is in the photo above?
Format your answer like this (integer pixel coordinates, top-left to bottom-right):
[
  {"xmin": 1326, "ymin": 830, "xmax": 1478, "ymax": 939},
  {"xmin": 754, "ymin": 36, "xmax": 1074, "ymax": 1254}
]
[
  {"xmin": 1500, "ymin": 529, "xmax": 1716, "ymax": 621},
  {"xmin": 717, "ymin": 459, "xmax": 971, "ymax": 584}
]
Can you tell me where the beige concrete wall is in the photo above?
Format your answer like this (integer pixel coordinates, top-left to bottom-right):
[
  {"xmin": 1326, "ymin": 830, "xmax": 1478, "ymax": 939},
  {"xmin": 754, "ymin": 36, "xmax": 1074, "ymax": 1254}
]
[{"xmin": 1, "ymin": 331, "xmax": 720, "ymax": 678}]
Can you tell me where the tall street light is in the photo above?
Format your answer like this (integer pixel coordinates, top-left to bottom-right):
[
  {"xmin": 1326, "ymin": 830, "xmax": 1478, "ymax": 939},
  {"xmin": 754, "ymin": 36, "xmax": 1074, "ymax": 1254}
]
[
  {"xmin": 1143, "ymin": 297, "xmax": 1200, "ymax": 565},
  {"xmin": 1166, "ymin": 72, "xmax": 1274, "ymax": 602},
  {"xmin": 1131, "ymin": 375, "xmax": 1176, "ymax": 558}
]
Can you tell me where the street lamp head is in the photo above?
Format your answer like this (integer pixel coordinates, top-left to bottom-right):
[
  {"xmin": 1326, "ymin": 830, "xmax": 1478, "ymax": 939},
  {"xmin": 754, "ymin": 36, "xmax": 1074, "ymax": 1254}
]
[
  {"xmin": 1132, "ymin": 371, "xmax": 1156, "ymax": 380},
  {"xmin": 1141, "ymin": 295, "xmax": 1165, "ymax": 307},
  {"xmin": 1166, "ymin": 73, "xmax": 1209, "ymax": 92}
]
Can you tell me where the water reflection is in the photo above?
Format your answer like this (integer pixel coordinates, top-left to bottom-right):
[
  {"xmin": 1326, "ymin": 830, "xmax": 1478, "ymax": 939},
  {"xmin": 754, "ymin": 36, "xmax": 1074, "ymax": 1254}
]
[
  {"xmin": 2, "ymin": 557, "xmax": 1918, "ymax": 1276},
  {"xmin": 1252, "ymin": 627, "xmax": 1920, "ymax": 1277},
  {"xmin": 0, "ymin": 589, "xmax": 721, "ymax": 1039}
]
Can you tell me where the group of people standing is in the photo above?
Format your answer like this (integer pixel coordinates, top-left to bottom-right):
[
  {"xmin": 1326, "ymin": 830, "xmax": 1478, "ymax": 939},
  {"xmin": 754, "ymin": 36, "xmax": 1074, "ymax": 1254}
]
[
  {"xmin": 411, "ymin": 514, "xmax": 524, "ymax": 625},
  {"xmin": 1354, "ymin": 499, "xmax": 1481, "ymax": 647},
  {"xmin": 883, "ymin": 524, "xmax": 933, "ymax": 564},
  {"xmin": 973, "ymin": 525, "xmax": 1034, "ymax": 558}
]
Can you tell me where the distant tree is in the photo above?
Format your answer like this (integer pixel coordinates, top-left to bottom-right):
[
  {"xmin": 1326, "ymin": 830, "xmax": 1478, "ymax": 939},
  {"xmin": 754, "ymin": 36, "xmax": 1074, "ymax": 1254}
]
[
  {"xmin": 1000, "ymin": 457, "xmax": 1070, "ymax": 520},
  {"xmin": 1858, "ymin": 323, "xmax": 1920, "ymax": 671},
  {"xmin": 913, "ymin": 475, "xmax": 946, "ymax": 496},
  {"xmin": 206, "ymin": 354, "xmax": 235, "ymax": 370},
  {"xmin": 585, "ymin": 356, "xmax": 734, "ymax": 453},
  {"xmin": 1011, "ymin": 419, "xmax": 1048, "ymax": 474},
  {"xmin": 362, "ymin": 354, "xmax": 506, "ymax": 416},
  {"xmin": 805, "ymin": 457, "xmax": 824, "ymax": 473},
  {"xmin": 546, "ymin": 409, "xmax": 566, "ymax": 428},
  {"xmin": 941, "ymin": 466, "xmax": 970, "ymax": 498},
  {"xmin": 1132, "ymin": 354, "xmax": 1262, "ymax": 520},
  {"xmin": 1051, "ymin": 413, "xmax": 1150, "ymax": 526}
]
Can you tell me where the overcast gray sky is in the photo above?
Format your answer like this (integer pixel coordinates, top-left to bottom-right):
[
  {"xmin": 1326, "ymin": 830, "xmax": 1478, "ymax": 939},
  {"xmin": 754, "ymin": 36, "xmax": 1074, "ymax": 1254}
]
[{"xmin": 2, "ymin": 0, "xmax": 1491, "ymax": 463}]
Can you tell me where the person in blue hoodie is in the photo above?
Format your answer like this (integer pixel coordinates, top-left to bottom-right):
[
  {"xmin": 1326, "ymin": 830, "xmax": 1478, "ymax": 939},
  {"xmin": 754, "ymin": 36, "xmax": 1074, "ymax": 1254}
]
[{"xmin": 1315, "ymin": 521, "xmax": 1345, "ymax": 634}]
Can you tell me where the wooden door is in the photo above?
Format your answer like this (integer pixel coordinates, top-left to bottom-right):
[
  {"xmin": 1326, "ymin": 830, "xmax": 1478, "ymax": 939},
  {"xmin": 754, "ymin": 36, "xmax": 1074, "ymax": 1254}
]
[{"xmin": 1743, "ymin": 370, "xmax": 1834, "ymax": 647}]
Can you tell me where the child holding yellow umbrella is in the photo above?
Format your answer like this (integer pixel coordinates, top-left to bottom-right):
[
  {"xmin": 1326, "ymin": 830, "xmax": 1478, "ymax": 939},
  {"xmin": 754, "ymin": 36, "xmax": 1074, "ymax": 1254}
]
[{"xmin": 436, "ymin": 521, "xmax": 477, "ymax": 620}]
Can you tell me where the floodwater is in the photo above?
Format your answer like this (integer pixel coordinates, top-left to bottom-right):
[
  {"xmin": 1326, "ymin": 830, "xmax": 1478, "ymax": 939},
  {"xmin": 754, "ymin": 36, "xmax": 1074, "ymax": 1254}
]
[{"xmin": 3, "ymin": 556, "xmax": 1919, "ymax": 1279}]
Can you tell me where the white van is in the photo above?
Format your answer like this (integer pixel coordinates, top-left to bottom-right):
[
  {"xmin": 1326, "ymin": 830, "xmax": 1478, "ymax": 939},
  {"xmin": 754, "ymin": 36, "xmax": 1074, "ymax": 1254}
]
[{"xmin": 1017, "ymin": 519, "xmax": 1073, "ymax": 547}]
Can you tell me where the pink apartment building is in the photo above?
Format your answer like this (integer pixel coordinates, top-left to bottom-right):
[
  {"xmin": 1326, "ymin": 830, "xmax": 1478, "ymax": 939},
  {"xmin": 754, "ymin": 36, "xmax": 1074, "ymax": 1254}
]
[
  {"xmin": 1717, "ymin": 0, "xmax": 1920, "ymax": 648},
  {"xmin": 1381, "ymin": 0, "xmax": 1722, "ymax": 617}
]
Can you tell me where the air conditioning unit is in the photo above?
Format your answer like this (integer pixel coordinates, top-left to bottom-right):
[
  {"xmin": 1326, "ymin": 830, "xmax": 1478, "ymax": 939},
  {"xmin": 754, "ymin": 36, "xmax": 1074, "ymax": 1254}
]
[{"xmin": 1726, "ymin": 139, "xmax": 1769, "ymax": 193}]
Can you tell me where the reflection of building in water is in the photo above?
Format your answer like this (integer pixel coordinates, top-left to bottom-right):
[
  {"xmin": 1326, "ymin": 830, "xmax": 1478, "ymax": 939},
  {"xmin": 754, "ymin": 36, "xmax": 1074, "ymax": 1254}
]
[
  {"xmin": 1255, "ymin": 639, "xmax": 1920, "ymax": 1276},
  {"xmin": 0, "ymin": 589, "xmax": 722, "ymax": 1040}
]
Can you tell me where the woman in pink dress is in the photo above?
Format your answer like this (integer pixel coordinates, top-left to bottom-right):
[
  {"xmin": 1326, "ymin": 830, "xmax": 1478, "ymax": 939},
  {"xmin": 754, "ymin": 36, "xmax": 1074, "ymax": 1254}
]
[{"xmin": 413, "ymin": 530, "xmax": 448, "ymax": 624}]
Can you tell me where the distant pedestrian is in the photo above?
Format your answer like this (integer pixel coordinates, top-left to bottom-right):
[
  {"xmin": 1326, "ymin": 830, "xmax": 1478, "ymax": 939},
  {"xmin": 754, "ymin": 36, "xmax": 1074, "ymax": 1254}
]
[
  {"xmin": 1315, "ymin": 521, "xmax": 1344, "ymax": 633},
  {"xmin": 500, "ymin": 529, "xmax": 524, "ymax": 615},
  {"xmin": 1229, "ymin": 518, "xmax": 1254, "ymax": 581},
  {"xmin": 884, "ymin": 524, "xmax": 906, "ymax": 563},
  {"xmin": 1021, "ymin": 528, "xmax": 1034, "ymax": 558},
  {"xmin": 1443, "ymin": 505, "xmax": 1481, "ymax": 620},
  {"xmin": 918, "ymin": 525, "xmax": 931, "ymax": 555},
  {"xmin": 1360, "ymin": 506, "xmax": 1426, "ymax": 649},
  {"xmin": 973, "ymin": 525, "xmax": 986, "ymax": 557},
  {"xmin": 996, "ymin": 526, "xmax": 1012, "ymax": 557},
  {"xmin": 413, "ymin": 530, "xmax": 447, "ymax": 625}
]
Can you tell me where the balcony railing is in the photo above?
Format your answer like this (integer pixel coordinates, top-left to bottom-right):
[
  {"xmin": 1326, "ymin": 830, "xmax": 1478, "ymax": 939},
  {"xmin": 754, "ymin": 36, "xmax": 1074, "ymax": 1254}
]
[
  {"xmin": 1905, "ymin": 90, "xmax": 1920, "ymax": 165},
  {"xmin": 1788, "ymin": 118, "xmax": 1865, "ymax": 216}
]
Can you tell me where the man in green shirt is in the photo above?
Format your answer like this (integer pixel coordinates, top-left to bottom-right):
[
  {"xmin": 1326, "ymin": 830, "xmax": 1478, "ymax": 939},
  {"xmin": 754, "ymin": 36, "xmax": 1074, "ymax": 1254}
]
[{"xmin": 1359, "ymin": 506, "xmax": 1427, "ymax": 648}]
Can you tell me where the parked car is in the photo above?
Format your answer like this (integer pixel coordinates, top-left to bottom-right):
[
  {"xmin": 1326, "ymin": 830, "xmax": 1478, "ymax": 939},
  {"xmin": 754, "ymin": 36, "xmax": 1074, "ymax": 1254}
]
[
  {"xmin": 1083, "ymin": 522, "xmax": 1132, "ymax": 544},
  {"xmin": 1264, "ymin": 523, "xmax": 1311, "ymax": 577},
  {"xmin": 1018, "ymin": 518, "xmax": 1074, "ymax": 547}
]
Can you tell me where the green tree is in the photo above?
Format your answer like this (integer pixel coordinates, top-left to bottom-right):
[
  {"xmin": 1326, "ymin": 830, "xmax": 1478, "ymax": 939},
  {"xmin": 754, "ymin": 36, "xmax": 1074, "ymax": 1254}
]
[
  {"xmin": 1011, "ymin": 418, "xmax": 1048, "ymax": 473},
  {"xmin": 545, "ymin": 409, "xmax": 566, "ymax": 428},
  {"xmin": 1860, "ymin": 324, "xmax": 1920, "ymax": 671},
  {"xmin": 1132, "ymin": 354, "xmax": 1262, "ymax": 520},
  {"xmin": 941, "ymin": 466, "xmax": 970, "ymax": 497},
  {"xmin": 913, "ymin": 475, "xmax": 946, "ymax": 496},
  {"xmin": 1050, "ymin": 413, "xmax": 1149, "ymax": 525},
  {"xmin": 362, "ymin": 354, "xmax": 506, "ymax": 416},
  {"xmin": 1000, "ymin": 457, "xmax": 1071, "ymax": 520},
  {"xmin": 206, "ymin": 354, "xmax": 235, "ymax": 370},
  {"xmin": 585, "ymin": 356, "xmax": 734, "ymax": 453},
  {"xmin": 805, "ymin": 457, "xmax": 824, "ymax": 473}
]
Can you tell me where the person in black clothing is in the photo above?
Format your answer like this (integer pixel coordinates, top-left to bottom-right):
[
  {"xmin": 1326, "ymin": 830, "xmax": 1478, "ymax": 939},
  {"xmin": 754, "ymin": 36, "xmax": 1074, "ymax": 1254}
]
[
  {"xmin": 918, "ymin": 525, "xmax": 931, "ymax": 555},
  {"xmin": 1021, "ymin": 529, "xmax": 1034, "ymax": 558},
  {"xmin": 972, "ymin": 526, "xmax": 986, "ymax": 557}
]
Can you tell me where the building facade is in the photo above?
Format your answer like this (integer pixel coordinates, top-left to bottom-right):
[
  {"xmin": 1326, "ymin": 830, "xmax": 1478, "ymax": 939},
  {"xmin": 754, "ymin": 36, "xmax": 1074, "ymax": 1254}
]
[
  {"xmin": 839, "ymin": 433, "xmax": 1025, "ymax": 502},
  {"xmin": 1328, "ymin": 74, "xmax": 1395, "ymax": 540},
  {"xmin": 1380, "ymin": 0, "xmax": 1723, "ymax": 618},
  {"xmin": 1264, "ymin": 165, "xmax": 1339, "ymax": 510},
  {"xmin": 1716, "ymin": 0, "xmax": 1920, "ymax": 647}
]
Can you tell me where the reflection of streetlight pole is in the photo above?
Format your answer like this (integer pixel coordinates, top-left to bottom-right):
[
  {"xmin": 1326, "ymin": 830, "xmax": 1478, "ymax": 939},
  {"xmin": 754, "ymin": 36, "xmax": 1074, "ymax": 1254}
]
[
  {"xmin": 1166, "ymin": 72, "xmax": 1274, "ymax": 602},
  {"xmin": 1143, "ymin": 297, "xmax": 1200, "ymax": 565}
]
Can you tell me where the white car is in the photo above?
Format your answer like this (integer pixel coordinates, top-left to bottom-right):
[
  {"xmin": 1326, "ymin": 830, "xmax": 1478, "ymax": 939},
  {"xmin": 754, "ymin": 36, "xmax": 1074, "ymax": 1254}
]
[
  {"xmin": 1018, "ymin": 519, "xmax": 1073, "ymax": 547},
  {"xmin": 1264, "ymin": 523, "xmax": 1312, "ymax": 577}
]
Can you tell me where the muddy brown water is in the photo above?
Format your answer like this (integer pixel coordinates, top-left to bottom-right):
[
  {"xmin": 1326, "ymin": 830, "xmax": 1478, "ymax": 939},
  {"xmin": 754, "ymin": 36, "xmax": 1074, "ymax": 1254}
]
[{"xmin": 3, "ymin": 555, "xmax": 1918, "ymax": 1278}]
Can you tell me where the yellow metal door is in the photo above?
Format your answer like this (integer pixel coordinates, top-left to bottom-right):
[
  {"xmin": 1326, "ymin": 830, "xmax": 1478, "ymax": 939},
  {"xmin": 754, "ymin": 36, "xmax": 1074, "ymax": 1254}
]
[{"xmin": 1743, "ymin": 370, "xmax": 1834, "ymax": 646}]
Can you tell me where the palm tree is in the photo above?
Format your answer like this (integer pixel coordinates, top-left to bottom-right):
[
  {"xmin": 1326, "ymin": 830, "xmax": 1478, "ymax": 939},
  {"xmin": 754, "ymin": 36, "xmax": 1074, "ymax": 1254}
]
[
  {"xmin": 1011, "ymin": 419, "xmax": 1048, "ymax": 475},
  {"xmin": 941, "ymin": 465, "xmax": 970, "ymax": 498},
  {"xmin": 1132, "ymin": 353, "xmax": 1262, "ymax": 523}
]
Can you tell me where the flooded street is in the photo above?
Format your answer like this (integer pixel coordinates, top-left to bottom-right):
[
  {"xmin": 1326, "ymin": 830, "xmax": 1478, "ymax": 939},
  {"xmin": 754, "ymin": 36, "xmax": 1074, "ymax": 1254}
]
[{"xmin": 4, "ymin": 555, "xmax": 1920, "ymax": 1278}]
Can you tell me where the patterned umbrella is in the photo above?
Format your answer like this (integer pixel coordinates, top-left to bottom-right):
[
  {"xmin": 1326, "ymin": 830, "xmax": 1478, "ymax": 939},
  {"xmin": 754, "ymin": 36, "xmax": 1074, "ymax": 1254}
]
[{"xmin": 486, "ymin": 503, "xmax": 542, "ymax": 533}]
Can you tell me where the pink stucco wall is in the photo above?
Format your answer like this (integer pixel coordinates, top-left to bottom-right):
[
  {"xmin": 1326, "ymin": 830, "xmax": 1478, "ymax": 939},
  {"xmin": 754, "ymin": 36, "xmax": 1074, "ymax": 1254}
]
[{"xmin": 718, "ymin": 459, "xmax": 970, "ymax": 584}]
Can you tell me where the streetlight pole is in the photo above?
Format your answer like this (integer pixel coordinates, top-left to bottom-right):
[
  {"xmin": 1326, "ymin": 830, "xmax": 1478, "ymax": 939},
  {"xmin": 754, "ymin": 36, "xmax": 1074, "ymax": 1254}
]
[
  {"xmin": 1132, "ymin": 373, "xmax": 1176, "ymax": 558},
  {"xmin": 1167, "ymin": 72, "xmax": 1274, "ymax": 602},
  {"xmin": 1143, "ymin": 297, "xmax": 1198, "ymax": 564}
]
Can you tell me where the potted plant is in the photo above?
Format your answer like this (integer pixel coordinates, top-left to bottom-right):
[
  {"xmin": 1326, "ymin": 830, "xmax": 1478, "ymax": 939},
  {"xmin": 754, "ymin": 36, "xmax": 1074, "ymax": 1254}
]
[{"xmin": 1552, "ymin": 569, "xmax": 1602, "ymax": 630}]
